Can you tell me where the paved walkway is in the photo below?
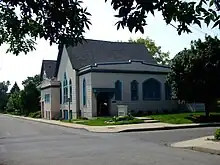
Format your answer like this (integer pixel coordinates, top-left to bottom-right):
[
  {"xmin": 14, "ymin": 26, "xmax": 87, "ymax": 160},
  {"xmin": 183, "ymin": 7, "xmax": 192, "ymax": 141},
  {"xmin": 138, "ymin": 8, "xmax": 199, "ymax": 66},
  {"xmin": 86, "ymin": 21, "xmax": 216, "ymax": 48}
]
[
  {"xmin": 171, "ymin": 136, "xmax": 220, "ymax": 155},
  {"xmin": 3, "ymin": 114, "xmax": 220, "ymax": 133}
]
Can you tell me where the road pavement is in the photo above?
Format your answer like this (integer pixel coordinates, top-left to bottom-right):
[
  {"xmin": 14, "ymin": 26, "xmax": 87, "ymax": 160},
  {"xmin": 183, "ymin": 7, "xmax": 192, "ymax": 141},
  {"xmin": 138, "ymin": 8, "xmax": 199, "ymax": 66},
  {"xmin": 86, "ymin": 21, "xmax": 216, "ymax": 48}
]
[{"xmin": 0, "ymin": 114, "xmax": 219, "ymax": 165}]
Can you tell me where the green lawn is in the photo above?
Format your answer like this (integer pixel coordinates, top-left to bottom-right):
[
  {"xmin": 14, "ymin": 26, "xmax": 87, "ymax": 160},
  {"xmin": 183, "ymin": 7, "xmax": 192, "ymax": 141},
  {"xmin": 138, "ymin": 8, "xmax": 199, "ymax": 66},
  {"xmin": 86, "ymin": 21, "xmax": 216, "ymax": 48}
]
[
  {"xmin": 149, "ymin": 112, "xmax": 220, "ymax": 124},
  {"xmin": 65, "ymin": 117, "xmax": 144, "ymax": 126}
]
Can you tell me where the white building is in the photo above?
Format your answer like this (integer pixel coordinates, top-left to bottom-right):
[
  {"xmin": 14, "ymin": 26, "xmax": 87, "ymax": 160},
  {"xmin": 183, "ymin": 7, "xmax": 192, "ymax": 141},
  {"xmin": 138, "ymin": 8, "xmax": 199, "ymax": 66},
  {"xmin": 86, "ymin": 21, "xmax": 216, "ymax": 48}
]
[{"xmin": 39, "ymin": 39, "xmax": 178, "ymax": 120}]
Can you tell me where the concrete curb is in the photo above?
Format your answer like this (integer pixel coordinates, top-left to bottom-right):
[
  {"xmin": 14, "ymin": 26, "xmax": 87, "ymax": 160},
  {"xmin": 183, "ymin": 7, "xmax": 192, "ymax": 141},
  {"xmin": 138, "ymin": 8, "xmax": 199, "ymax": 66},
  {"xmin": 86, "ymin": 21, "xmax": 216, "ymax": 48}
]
[
  {"xmin": 2, "ymin": 114, "xmax": 220, "ymax": 133},
  {"xmin": 119, "ymin": 123, "xmax": 220, "ymax": 132},
  {"xmin": 2, "ymin": 114, "xmax": 90, "ymax": 132},
  {"xmin": 177, "ymin": 146, "xmax": 220, "ymax": 155}
]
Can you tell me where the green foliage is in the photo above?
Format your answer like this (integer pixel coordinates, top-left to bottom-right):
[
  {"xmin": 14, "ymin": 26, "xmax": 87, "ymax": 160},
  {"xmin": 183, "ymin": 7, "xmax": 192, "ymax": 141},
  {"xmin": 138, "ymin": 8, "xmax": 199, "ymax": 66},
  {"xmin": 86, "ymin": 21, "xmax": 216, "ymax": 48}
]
[
  {"xmin": 129, "ymin": 37, "xmax": 170, "ymax": 65},
  {"xmin": 28, "ymin": 111, "xmax": 41, "ymax": 118},
  {"xmin": 0, "ymin": 0, "xmax": 91, "ymax": 55},
  {"xmin": 4, "ymin": 74, "xmax": 40, "ymax": 116},
  {"xmin": 0, "ymin": 81, "xmax": 10, "ymax": 112},
  {"xmin": 0, "ymin": 0, "xmax": 219, "ymax": 55},
  {"xmin": 107, "ymin": 0, "xmax": 220, "ymax": 35},
  {"xmin": 10, "ymin": 82, "xmax": 20, "ymax": 94},
  {"xmin": 214, "ymin": 129, "xmax": 220, "ymax": 140},
  {"xmin": 168, "ymin": 35, "xmax": 220, "ymax": 116},
  {"xmin": 22, "ymin": 74, "xmax": 41, "ymax": 87},
  {"xmin": 22, "ymin": 81, "xmax": 40, "ymax": 116},
  {"xmin": 6, "ymin": 92, "xmax": 22, "ymax": 114}
]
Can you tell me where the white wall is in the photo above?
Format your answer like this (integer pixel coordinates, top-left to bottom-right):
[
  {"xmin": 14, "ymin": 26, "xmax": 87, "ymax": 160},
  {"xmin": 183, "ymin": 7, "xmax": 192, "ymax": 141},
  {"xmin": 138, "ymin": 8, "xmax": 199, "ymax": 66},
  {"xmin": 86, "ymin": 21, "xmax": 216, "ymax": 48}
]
[
  {"xmin": 91, "ymin": 72, "xmax": 178, "ymax": 116},
  {"xmin": 57, "ymin": 47, "xmax": 78, "ymax": 118},
  {"xmin": 41, "ymin": 87, "xmax": 51, "ymax": 119},
  {"xmin": 79, "ymin": 73, "xmax": 93, "ymax": 118}
]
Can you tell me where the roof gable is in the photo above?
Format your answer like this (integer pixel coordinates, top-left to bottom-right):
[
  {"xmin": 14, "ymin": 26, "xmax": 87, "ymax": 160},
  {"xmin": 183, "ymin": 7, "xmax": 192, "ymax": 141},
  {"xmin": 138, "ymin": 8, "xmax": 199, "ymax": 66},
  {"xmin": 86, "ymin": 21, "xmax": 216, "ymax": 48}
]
[
  {"xmin": 40, "ymin": 60, "xmax": 57, "ymax": 80},
  {"xmin": 66, "ymin": 39, "xmax": 157, "ymax": 69}
]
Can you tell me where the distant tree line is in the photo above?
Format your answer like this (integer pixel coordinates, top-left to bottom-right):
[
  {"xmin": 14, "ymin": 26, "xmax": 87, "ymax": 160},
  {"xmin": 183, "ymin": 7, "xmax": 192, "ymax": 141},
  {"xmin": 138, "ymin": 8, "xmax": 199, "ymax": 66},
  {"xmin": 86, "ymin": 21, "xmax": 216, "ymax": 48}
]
[{"xmin": 0, "ymin": 75, "xmax": 41, "ymax": 117}]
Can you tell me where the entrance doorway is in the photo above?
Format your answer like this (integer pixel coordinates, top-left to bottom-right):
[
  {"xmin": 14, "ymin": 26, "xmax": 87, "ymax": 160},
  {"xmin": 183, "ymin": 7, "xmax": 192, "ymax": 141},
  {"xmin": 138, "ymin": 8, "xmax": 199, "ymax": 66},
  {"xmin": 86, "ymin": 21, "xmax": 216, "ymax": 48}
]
[
  {"xmin": 97, "ymin": 93, "xmax": 110, "ymax": 116},
  {"xmin": 93, "ymin": 88, "xmax": 115, "ymax": 117}
]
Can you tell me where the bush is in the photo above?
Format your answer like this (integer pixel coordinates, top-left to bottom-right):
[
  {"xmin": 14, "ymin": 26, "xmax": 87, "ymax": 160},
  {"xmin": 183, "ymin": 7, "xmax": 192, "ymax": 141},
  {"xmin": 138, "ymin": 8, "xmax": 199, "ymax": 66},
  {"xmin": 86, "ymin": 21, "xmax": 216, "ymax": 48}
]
[
  {"xmin": 28, "ymin": 111, "xmax": 41, "ymax": 118},
  {"xmin": 214, "ymin": 129, "xmax": 220, "ymax": 140}
]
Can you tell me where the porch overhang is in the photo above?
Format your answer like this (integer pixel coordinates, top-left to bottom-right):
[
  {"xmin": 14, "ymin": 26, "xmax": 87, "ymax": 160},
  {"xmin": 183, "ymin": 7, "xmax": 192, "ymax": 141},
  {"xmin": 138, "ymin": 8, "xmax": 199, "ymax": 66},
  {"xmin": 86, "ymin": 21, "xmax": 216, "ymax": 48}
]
[{"xmin": 92, "ymin": 88, "xmax": 115, "ymax": 98}]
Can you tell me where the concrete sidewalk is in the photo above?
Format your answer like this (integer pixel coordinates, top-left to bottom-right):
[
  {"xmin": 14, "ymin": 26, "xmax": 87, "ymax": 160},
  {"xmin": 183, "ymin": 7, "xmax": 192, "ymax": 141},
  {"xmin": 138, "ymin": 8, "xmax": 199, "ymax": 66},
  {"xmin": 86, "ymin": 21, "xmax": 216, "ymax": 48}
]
[
  {"xmin": 171, "ymin": 136, "xmax": 220, "ymax": 155},
  {"xmin": 3, "ymin": 114, "xmax": 220, "ymax": 133}
]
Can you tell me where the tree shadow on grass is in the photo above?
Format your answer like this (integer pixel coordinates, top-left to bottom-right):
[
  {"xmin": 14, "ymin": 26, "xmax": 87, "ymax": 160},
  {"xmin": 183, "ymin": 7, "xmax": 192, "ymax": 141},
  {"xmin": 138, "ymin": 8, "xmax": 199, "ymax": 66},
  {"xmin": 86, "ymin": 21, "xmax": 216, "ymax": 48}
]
[{"xmin": 185, "ymin": 114, "xmax": 220, "ymax": 123}]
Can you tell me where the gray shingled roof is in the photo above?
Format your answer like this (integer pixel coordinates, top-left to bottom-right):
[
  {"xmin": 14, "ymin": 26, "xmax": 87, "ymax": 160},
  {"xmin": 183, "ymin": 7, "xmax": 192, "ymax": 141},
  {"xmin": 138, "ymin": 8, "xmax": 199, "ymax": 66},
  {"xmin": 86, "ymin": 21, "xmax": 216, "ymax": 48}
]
[
  {"xmin": 40, "ymin": 60, "xmax": 57, "ymax": 79},
  {"xmin": 66, "ymin": 39, "xmax": 157, "ymax": 69}
]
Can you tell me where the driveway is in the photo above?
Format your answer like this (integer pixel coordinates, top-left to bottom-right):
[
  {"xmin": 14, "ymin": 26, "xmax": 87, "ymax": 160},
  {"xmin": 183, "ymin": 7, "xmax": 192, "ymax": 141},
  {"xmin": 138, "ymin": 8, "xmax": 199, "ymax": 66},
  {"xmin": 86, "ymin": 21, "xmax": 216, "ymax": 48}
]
[{"xmin": 0, "ymin": 114, "xmax": 219, "ymax": 165}]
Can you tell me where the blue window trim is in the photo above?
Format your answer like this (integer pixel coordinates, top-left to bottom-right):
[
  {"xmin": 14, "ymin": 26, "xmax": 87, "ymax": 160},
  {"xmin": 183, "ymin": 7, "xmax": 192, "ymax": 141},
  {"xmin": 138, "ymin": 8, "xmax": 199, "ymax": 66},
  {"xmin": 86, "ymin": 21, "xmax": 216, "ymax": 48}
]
[
  {"xmin": 69, "ymin": 79, "xmax": 72, "ymax": 103},
  {"xmin": 115, "ymin": 80, "xmax": 122, "ymax": 101},
  {"xmin": 83, "ymin": 78, "xmax": 86, "ymax": 106},
  {"xmin": 63, "ymin": 72, "xmax": 68, "ymax": 104},
  {"xmin": 142, "ymin": 78, "xmax": 161, "ymax": 101},
  {"xmin": 131, "ymin": 80, "xmax": 139, "ymax": 101}
]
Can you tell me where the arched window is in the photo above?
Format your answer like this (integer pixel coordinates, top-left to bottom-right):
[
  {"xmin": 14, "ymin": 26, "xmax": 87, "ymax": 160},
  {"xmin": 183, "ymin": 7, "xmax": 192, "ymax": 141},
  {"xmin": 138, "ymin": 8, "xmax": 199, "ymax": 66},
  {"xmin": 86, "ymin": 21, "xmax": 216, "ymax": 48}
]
[
  {"xmin": 69, "ymin": 79, "xmax": 72, "ymax": 103},
  {"xmin": 115, "ymin": 80, "xmax": 122, "ymax": 100},
  {"xmin": 83, "ymin": 78, "xmax": 86, "ymax": 105},
  {"xmin": 142, "ymin": 78, "xmax": 161, "ymax": 100},
  {"xmin": 165, "ymin": 82, "xmax": 172, "ymax": 100},
  {"xmin": 131, "ymin": 80, "xmax": 139, "ymax": 100},
  {"xmin": 63, "ymin": 72, "xmax": 68, "ymax": 103}
]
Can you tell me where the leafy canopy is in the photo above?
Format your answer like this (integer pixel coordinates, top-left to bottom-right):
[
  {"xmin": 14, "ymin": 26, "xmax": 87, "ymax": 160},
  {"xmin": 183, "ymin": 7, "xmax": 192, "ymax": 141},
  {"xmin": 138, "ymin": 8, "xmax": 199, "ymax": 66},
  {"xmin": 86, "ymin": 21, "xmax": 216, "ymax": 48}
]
[
  {"xmin": 0, "ymin": 0, "xmax": 219, "ymax": 55},
  {"xmin": 129, "ymin": 37, "xmax": 170, "ymax": 65},
  {"xmin": 167, "ymin": 35, "xmax": 220, "ymax": 115},
  {"xmin": 107, "ymin": 0, "xmax": 220, "ymax": 34},
  {"xmin": 0, "ymin": 0, "xmax": 91, "ymax": 55}
]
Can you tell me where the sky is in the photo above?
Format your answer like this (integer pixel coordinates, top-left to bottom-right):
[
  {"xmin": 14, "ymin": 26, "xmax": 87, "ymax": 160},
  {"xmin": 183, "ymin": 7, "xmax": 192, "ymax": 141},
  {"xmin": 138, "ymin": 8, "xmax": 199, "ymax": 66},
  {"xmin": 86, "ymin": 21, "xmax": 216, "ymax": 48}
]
[{"xmin": 0, "ymin": 0, "xmax": 219, "ymax": 89}]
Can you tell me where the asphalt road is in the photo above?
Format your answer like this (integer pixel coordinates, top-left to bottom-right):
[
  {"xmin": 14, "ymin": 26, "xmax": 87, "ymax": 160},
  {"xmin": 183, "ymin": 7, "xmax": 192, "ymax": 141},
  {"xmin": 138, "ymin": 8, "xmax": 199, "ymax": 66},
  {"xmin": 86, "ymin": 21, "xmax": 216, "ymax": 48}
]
[{"xmin": 0, "ymin": 115, "xmax": 219, "ymax": 165}]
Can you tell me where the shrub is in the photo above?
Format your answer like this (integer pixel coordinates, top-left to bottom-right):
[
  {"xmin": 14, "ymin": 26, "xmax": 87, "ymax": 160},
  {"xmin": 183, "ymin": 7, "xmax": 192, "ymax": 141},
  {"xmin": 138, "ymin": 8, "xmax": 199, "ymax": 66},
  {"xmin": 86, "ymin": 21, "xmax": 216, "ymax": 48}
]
[
  {"xmin": 214, "ymin": 129, "xmax": 220, "ymax": 140},
  {"xmin": 28, "ymin": 111, "xmax": 41, "ymax": 118}
]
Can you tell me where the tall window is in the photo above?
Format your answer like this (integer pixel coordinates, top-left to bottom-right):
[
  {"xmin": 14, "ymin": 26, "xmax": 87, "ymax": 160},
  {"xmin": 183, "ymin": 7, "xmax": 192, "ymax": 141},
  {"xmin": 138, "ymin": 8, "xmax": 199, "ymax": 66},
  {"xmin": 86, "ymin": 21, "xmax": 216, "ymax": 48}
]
[
  {"xmin": 131, "ymin": 80, "xmax": 138, "ymax": 100},
  {"xmin": 83, "ymin": 78, "xmax": 86, "ymax": 105},
  {"xmin": 142, "ymin": 78, "xmax": 161, "ymax": 100},
  {"xmin": 165, "ymin": 82, "xmax": 172, "ymax": 100},
  {"xmin": 115, "ymin": 80, "xmax": 122, "ymax": 100},
  {"xmin": 63, "ymin": 72, "xmax": 68, "ymax": 103},
  {"xmin": 69, "ymin": 79, "xmax": 72, "ymax": 103},
  {"xmin": 44, "ymin": 94, "xmax": 50, "ymax": 103}
]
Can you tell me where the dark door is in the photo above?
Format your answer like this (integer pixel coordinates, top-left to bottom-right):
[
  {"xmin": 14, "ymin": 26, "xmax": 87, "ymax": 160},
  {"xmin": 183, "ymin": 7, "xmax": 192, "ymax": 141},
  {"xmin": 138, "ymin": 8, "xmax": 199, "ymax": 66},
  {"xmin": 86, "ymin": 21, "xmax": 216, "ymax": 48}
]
[
  {"xmin": 97, "ymin": 92, "xmax": 110, "ymax": 116},
  {"xmin": 64, "ymin": 110, "xmax": 68, "ymax": 120}
]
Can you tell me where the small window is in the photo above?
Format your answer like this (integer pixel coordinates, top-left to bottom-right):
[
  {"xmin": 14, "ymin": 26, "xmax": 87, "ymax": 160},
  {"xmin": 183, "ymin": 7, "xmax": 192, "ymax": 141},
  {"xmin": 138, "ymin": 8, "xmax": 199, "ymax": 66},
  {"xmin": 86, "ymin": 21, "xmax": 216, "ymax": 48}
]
[
  {"xmin": 131, "ymin": 80, "xmax": 138, "ymax": 100},
  {"xmin": 115, "ymin": 80, "xmax": 122, "ymax": 100}
]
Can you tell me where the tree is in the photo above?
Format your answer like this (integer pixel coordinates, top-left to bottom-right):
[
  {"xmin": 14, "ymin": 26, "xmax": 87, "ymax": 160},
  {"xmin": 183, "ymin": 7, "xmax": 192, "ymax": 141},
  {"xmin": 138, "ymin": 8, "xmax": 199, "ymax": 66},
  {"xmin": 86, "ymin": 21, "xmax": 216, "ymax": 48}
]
[
  {"xmin": 168, "ymin": 35, "xmax": 220, "ymax": 117},
  {"xmin": 22, "ymin": 75, "xmax": 41, "ymax": 87},
  {"xmin": 0, "ymin": 0, "xmax": 219, "ymax": 55},
  {"xmin": 129, "ymin": 37, "xmax": 170, "ymax": 65},
  {"xmin": 0, "ymin": 81, "xmax": 10, "ymax": 112},
  {"xmin": 108, "ymin": 0, "xmax": 220, "ymax": 35},
  {"xmin": 21, "ymin": 81, "xmax": 40, "ymax": 116},
  {"xmin": 10, "ymin": 82, "xmax": 20, "ymax": 94},
  {"xmin": 6, "ymin": 91, "xmax": 22, "ymax": 114}
]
